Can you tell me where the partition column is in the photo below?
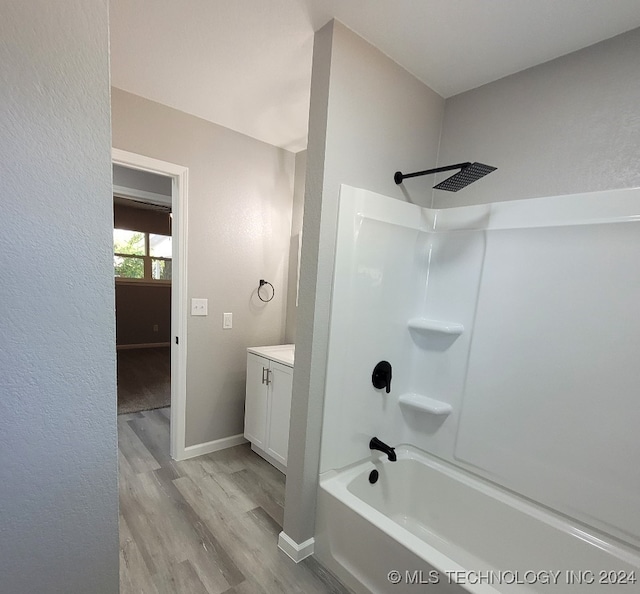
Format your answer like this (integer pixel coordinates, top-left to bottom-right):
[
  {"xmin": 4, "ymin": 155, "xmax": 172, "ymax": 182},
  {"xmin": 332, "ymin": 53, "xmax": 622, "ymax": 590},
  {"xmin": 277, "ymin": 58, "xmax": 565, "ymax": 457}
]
[
  {"xmin": 281, "ymin": 20, "xmax": 335, "ymax": 554},
  {"xmin": 281, "ymin": 20, "xmax": 445, "ymax": 557}
]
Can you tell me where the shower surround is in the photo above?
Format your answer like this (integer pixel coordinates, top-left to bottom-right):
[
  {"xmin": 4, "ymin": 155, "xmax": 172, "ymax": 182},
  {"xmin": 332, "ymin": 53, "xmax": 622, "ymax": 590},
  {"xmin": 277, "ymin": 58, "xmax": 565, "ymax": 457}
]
[{"xmin": 315, "ymin": 184, "xmax": 640, "ymax": 593}]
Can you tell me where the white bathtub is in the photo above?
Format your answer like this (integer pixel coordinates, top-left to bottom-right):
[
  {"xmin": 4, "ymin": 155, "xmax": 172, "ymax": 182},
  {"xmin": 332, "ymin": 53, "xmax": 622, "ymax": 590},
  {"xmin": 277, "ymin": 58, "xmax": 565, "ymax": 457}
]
[{"xmin": 314, "ymin": 447, "xmax": 639, "ymax": 594}]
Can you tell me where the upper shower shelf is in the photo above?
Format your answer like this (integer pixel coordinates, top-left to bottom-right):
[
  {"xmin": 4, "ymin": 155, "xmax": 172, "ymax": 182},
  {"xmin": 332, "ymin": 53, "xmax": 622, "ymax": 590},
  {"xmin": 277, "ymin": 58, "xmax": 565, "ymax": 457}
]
[{"xmin": 407, "ymin": 318, "xmax": 464, "ymax": 336}]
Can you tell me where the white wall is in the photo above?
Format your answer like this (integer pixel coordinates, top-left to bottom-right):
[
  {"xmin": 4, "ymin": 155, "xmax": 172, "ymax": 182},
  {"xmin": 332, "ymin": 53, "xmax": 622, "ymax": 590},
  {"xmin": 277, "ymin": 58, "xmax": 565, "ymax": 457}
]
[
  {"xmin": 434, "ymin": 27, "xmax": 640, "ymax": 208},
  {"xmin": 0, "ymin": 1, "xmax": 118, "ymax": 593},
  {"xmin": 111, "ymin": 89, "xmax": 295, "ymax": 447},
  {"xmin": 284, "ymin": 20, "xmax": 445, "ymax": 544}
]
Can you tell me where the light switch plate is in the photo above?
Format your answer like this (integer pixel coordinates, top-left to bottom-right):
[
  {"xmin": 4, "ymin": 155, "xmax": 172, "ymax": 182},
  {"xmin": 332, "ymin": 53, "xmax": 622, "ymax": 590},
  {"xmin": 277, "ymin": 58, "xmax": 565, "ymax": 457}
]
[
  {"xmin": 191, "ymin": 298, "xmax": 208, "ymax": 316},
  {"xmin": 223, "ymin": 312, "xmax": 232, "ymax": 329}
]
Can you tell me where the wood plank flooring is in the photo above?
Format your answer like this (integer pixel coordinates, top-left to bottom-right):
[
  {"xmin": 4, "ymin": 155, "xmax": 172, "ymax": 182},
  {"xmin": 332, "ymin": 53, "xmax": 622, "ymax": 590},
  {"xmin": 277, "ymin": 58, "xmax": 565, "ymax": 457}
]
[{"xmin": 119, "ymin": 408, "xmax": 350, "ymax": 594}]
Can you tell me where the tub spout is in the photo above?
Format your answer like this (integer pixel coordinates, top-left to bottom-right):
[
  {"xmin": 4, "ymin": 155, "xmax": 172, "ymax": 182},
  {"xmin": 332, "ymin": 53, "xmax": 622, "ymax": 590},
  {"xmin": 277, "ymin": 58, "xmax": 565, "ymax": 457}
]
[{"xmin": 370, "ymin": 437, "xmax": 397, "ymax": 462}]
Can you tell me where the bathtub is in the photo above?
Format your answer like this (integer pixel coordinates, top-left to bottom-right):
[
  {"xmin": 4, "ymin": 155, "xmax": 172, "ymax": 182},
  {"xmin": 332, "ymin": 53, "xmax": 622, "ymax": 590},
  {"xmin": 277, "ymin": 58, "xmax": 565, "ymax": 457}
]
[{"xmin": 314, "ymin": 446, "xmax": 639, "ymax": 594}]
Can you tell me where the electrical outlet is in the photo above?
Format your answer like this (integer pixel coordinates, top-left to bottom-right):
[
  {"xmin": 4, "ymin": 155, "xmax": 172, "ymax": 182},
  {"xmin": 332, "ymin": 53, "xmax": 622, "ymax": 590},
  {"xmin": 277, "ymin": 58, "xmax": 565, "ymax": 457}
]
[
  {"xmin": 223, "ymin": 312, "xmax": 232, "ymax": 329},
  {"xmin": 153, "ymin": 324, "xmax": 159, "ymax": 332},
  {"xmin": 191, "ymin": 298, "xmax": 208, "ymax": 316}
]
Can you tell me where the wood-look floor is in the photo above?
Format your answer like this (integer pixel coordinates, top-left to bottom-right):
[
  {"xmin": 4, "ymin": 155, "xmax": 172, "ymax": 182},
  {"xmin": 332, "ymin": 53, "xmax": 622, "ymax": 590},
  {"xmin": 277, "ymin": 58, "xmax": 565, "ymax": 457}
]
[{"xmin": 118, "ymin": 408, "xmax": 350, "ymax": 594}]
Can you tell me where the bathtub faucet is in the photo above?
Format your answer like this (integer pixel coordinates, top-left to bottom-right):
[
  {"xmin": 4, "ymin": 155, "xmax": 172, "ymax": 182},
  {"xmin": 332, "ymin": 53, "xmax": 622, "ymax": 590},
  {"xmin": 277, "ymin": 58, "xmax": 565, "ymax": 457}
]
[{"xmin": 369, "ymin": 437, "xmax": 397, "ymax": 462}]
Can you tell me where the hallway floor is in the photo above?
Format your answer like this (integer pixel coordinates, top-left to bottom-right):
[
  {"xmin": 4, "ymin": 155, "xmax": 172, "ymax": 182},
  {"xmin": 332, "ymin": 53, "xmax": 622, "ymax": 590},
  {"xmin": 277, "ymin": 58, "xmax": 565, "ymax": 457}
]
[
  {"xmin": 117, "ymin": 347, "xmax": 171, "ymax": 415},
  {"xmin": 118, "ymin": 408, "xmax": 349, "ymax": 593}
]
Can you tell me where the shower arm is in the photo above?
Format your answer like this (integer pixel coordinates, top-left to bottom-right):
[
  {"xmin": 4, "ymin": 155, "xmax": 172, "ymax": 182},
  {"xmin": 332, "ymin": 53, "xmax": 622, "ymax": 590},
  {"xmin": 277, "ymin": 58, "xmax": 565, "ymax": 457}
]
[{"xmin": 394, "ymin": 162, "xmax": 471, "ymax": 185}]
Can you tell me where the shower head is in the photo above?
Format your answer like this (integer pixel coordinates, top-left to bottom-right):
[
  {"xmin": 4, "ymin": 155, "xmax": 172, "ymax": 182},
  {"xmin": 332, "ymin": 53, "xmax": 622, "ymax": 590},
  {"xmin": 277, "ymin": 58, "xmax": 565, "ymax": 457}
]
[
  {"xmin": 393, "ymin": 162, "xmax": 497, "ymax": 192},
  {"xmin": 433, "ymin": 162, "xmax": 497, "ymax": 192}
]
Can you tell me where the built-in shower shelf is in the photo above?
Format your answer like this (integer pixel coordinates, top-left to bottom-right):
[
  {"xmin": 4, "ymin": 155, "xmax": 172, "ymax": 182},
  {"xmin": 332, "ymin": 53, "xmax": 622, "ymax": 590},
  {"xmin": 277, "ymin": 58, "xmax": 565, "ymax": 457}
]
[
  {"xmin": 407, "ymin": 318, "xmax": 464, "ymax": 335},
  {"xmin": 398, "ymin": 393, "xmax": 452, "ymax": 416}
]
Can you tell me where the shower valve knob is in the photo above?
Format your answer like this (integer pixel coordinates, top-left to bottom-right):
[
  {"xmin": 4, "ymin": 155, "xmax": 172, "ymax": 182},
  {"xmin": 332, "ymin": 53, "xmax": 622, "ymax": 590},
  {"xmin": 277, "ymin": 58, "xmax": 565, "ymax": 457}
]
[{"xmin": 372, "ymin": 361, "xmax": 392, "ymax": 394}]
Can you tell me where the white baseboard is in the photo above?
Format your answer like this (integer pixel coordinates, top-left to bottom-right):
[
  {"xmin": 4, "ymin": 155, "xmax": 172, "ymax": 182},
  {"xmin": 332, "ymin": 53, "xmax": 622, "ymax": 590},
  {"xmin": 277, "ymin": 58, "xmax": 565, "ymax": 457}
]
[
  {"xmin": 116, "ymin": 342, "xmax": 171, "ymax": 350},
  {"xmin": 278, "ymin": 532, "xmax": 315, "ymax": 563},
  {"xmin": 181, "ymin": 433, "xmax": 247, "ymax": 460}
]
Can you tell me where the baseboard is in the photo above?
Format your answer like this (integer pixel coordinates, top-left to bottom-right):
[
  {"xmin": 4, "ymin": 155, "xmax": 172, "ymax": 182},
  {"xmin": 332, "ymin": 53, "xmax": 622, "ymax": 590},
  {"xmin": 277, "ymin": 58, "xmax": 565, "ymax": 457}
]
[
  {"xmin": 278, "ymin": 532, "xmax": 315, "ymax": 563},
  {"xmin": 181, "ymin": 433, "xmax": 247, "ymax": 460},
  {"xmin": 117, "ymin": 342, "xmax": 171, "ymax": 350}
]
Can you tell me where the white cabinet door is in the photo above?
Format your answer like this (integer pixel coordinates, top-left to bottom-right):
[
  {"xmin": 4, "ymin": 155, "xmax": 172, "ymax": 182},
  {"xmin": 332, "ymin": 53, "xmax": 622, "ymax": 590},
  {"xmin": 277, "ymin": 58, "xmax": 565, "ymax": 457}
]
[
  {"xmin": 266, "ymin": 361, "xmax": 294, "ymax": 466},
  {"xmin": 244, "ymin": 353, "xmax": 269, "ymax": 449}
]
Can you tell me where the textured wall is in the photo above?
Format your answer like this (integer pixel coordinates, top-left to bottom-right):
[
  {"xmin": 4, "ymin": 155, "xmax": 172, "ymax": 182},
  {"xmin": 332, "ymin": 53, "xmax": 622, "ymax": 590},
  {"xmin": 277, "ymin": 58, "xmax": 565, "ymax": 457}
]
[
  {"xmin": 0, "ymin": 1, "xmax": 118, "ymax": 593},
  {"xmin": 111, "ymin": 89, "xmax": 294, "ymax": 447},
  {"xmin": 284, "ymin": 20, "xmax": 445, "ymax": 544},
  {"xmin": 435, "ymin": 27, "xmax": 640, "ymax": 208},
  {"xmin": 284, "ymin": 150, "xmax": 307, "ymax": 343}
]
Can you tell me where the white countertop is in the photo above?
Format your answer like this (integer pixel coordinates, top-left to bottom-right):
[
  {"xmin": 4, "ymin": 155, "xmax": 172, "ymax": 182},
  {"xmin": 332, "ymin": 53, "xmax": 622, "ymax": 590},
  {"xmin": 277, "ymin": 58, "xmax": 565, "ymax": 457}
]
[{"xmin": 247, "ymin": 344, "xmax": 295, "ymax": 367}]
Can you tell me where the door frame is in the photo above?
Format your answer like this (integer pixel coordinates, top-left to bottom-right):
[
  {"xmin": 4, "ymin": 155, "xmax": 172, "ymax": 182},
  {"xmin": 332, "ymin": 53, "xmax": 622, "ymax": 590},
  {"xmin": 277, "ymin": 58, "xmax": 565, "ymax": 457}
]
[{"xmin": 112, "ymin": 148, "xmax": 189, "ymax": 460}]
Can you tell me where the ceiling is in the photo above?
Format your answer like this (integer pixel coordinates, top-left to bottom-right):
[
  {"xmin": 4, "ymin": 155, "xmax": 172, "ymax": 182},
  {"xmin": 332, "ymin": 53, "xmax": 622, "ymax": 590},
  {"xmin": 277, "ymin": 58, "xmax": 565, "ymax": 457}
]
[{"xmin": 109, "ymin": 0, "xmax": 640, "ymax": 153}]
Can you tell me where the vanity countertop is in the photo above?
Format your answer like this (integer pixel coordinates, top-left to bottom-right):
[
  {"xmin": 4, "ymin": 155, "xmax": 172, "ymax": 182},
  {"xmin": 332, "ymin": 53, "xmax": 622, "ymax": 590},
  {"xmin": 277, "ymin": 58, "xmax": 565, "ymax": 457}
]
[{"xmin": 247, "ymin": 344, "xmax": 295, "ymax": 367}]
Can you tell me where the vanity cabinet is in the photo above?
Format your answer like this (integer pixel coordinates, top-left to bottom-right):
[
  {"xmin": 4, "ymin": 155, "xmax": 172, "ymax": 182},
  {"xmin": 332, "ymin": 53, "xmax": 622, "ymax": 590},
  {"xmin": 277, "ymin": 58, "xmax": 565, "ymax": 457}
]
[{"xmin": 244, "ymin": 346, "xmax": 294, "ymax": 473}]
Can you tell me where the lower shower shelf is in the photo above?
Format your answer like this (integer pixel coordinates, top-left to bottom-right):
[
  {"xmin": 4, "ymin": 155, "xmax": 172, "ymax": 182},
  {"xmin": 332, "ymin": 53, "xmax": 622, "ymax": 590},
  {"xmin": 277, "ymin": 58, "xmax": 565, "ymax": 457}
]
[
  {"xmin": 407, "ymin": 318, "xmax": 464, "ymax": 335},
  {"xmin": 398, "ymin": 393, "xmax": 452, "ymax": 416}
]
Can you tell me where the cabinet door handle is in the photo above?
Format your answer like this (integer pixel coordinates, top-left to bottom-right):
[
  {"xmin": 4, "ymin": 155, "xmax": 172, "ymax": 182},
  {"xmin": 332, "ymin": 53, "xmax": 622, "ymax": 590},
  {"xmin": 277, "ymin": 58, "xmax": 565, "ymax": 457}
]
[
  {"xmin": 265, "ymin": 368, "xmax": 271, "ymax": 386},
  {"xmin": 262, "ymin": 367, "xmax": 268, "ymax": 385}
]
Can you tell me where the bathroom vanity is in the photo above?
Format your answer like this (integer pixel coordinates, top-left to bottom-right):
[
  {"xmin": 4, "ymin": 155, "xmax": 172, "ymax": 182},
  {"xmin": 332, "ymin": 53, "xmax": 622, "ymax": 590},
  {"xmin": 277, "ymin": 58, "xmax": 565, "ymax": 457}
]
[{"xmin": 244, "ymin": 345, "xmax": 294, "ymax": 473}]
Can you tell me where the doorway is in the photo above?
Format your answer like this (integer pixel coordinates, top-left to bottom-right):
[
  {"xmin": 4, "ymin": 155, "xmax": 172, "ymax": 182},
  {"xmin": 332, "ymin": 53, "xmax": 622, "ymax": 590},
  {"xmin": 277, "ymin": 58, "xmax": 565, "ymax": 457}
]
[
  {"xmin": 112, "ymin": 149, "xmax": 188, "ymax": 460},
  {"xmin": 114, "ymin": 168, "xmax": 171, "ymax": 414}
]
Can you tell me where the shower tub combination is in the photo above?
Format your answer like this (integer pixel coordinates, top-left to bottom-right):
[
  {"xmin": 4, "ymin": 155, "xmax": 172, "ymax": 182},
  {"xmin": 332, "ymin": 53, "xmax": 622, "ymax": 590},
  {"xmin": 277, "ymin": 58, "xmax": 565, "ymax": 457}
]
[
  {"xmin": 315, "ymin": 448, "xmax": 638, "ymax": 594},
  {"xmin": 314, "ymin": 185, "xmax": 640, "ymax": 593}
]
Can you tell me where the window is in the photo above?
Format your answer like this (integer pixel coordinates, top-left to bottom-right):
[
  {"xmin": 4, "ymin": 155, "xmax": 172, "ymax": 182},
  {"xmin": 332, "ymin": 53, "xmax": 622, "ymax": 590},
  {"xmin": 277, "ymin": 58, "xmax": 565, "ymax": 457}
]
[{"xmin": 114, "ymin": 229, "xmax": 172, "ymax": 281}]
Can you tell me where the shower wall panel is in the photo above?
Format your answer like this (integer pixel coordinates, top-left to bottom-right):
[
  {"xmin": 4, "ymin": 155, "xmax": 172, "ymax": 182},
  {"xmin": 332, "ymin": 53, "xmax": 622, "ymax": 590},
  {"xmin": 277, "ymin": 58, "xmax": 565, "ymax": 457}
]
[
  {"xmin": 321, "ymin": 184, "xmax": 640, "ymax": 548},
  {"xmin": 455, "ymin": 220, "xmax": 640, "ymax": 547}
]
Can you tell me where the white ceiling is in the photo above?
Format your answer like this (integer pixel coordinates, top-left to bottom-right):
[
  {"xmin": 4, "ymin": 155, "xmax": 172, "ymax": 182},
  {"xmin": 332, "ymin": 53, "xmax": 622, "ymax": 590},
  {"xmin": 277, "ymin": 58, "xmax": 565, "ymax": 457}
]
[{"xmin": 109, "ymin": 0, "xmax": 640, "ymax": 153}]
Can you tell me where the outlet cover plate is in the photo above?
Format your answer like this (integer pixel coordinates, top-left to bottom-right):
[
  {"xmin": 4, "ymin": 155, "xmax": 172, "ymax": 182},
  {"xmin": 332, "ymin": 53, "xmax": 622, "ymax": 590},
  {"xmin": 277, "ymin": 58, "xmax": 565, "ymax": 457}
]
[{"xmin": 191, "ymin": 298, "xmax": 208, "ymax": 316}]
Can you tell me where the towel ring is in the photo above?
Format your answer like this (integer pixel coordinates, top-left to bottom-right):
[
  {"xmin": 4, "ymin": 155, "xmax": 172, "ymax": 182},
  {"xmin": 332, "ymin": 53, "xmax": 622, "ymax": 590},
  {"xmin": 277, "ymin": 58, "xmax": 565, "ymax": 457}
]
[{"xmin": 258, "ymin": 279, "xmax": 275, "ymax": 303}]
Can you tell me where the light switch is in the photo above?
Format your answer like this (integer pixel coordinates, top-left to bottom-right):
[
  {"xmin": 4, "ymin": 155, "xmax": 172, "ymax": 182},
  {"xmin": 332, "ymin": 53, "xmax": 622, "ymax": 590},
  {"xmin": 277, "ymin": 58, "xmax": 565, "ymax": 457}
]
[
  {"xmin": 191, "ymin": 298, "xmax": 208, "ymax": 316},
  {"xmin": 223, "ymin": 312, "xmax": 232, "ymax": 329}
]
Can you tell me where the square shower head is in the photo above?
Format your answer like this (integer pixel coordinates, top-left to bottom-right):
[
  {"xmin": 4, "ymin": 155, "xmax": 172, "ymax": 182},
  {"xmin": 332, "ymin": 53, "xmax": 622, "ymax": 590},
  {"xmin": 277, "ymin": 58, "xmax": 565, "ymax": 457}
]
[{"xmin": 434, "ymin": 162, "xmax": 497, "ymax": 192}]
